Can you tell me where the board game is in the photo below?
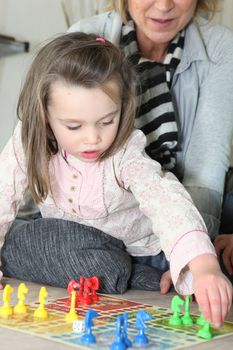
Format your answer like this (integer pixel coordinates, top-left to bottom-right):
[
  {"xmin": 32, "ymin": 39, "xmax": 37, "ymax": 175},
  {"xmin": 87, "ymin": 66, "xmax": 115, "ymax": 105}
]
[{"xmin": 1, "ymin": 288, "xmax": 233, "ymax": 350}]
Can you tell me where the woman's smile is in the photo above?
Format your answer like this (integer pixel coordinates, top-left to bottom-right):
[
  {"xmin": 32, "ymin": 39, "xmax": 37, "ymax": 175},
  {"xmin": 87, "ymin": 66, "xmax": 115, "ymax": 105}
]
[{"xmin": 149, "ymin": 17, "xmax": 176, "ymax": 28}]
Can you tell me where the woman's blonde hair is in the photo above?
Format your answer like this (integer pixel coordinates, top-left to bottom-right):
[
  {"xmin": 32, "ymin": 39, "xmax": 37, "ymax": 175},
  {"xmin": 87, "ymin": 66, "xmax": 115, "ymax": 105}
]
[
  {"xmin": 17, "ymin": 32, "xmax": 137, "ymax": 203},
  {"xmin": 107, "ymin": 0, "xmax": 220, "ymax": 23}
]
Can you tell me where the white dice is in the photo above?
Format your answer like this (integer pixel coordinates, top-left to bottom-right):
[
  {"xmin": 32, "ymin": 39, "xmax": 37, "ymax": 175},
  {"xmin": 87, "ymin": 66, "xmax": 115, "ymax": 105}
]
[{"xmin": 73, "ymin": 320, "xmax": 85, "ymax": 333}]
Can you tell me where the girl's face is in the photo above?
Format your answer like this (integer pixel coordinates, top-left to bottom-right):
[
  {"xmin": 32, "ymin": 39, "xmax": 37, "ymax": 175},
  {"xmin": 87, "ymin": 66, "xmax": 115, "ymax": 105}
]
[
  {"xmin": 128, "ymin": 0, "xmax": 197, "ymax": 47},
  {"xmin": 48, "ymin": 80, "xmax": 121, "ymax": 162}
]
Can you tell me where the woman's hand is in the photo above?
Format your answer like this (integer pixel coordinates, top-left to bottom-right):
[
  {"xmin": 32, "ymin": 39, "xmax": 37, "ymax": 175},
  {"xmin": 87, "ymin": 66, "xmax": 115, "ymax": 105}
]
[
  {"xmin": 214, "ymin": 234, "xmax": 233, "ymax": 276},
  {"xmin": 0, "ymin": 270, "xmax": 3, "ymax": 290},
  {"xmin": 189, "ymin": 254, "xmax": 232, "ymax": 328}
]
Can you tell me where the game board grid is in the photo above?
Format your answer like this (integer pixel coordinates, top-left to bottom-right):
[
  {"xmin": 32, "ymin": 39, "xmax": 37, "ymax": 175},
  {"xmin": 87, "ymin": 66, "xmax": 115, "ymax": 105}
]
[
  {"xmin": 1, "ymin": 294, "xmax": 233, "ymax": 350},
  {"xmin": 0, "ymin": 315, "xmax": 211, "ymax": 350},
  {"xmin": 49, "ymin": 316, "xmax": 199, "ymax": 350},
  {"xmin": 48, "ymin": 314, "xmax": 208, "ymax": 350},
  {"xmin": 43, "ymin": 294, "xmax": 153, "ymax": 318}
]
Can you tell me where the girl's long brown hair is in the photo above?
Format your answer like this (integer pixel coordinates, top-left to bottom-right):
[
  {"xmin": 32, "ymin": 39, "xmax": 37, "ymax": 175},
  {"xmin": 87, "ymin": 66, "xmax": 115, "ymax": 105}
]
[{"xmin": 17, "ymin": 32, "xmax": 137, "ymax": 203}]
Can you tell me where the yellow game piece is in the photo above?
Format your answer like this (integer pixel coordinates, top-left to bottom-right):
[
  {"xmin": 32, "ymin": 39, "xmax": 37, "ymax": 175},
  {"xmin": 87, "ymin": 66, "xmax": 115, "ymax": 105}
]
[
  {"xmin": 14, "ymin": 283, "xmax": 29, "ymax": 315},
  {"xmin": 66, "ymin": 290, "xmax": 78, "ymax": 322},
  {"xmin": 0, "ymin": 284, "xmax": 14, "ymax": 317},
  {"xmin": 34, "ymin": 286, "xmax": 48, "ymax": 319}
]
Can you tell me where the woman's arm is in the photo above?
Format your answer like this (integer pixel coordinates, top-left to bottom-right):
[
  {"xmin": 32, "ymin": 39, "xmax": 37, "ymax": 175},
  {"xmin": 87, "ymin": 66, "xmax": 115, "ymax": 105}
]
[
  {"xmin": 0, "ymin": 270, "xmax": 3, "ymax": 289},
  {"xmin": 181, "ymin": 26, "xmax": 233, "ymax": 237},
  {"xmin": 214, "ymin": 234, "xmax": 233, "ymax": 276}
]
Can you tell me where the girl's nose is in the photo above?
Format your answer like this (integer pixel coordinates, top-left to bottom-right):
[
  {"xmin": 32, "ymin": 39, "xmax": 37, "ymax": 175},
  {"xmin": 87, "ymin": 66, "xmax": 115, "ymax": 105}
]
[{"xmin": 84, "ymin": 128, "xmax": 100, "ymax": 145}]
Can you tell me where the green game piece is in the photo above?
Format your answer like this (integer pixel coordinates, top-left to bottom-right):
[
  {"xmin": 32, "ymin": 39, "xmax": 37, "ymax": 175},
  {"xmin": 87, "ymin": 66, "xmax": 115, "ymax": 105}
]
[
  {"xmin": 181, "ymin": 295, "xmax": 193, "ymax": 325},
  {"xmin": 169, "ymin": 295, "xmax": 184, "ymax": 325},
  {"xmin": 197, "ymin": 321, "xmax": 213, "ymax": 340},
  {"xmin": 196, "ymin": 306, "xmax": 205, "ymax": 326}
]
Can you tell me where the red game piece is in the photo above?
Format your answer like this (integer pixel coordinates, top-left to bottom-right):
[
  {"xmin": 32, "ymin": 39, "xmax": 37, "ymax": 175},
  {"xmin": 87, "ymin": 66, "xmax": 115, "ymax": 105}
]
[
  {"xmin": 80, "ymin": 276, "xmax": 100, "ymax": 305},
  {"xmin": 82, "ymin": 278, "xmax": 94, "ymax": 305},
  {"xmin": 90, "ymin": 276, "xmax": 100, "ymax": 302},
  {"xmin": 76, "ymin": 275, "xmax": 85, "ymax": 303}
]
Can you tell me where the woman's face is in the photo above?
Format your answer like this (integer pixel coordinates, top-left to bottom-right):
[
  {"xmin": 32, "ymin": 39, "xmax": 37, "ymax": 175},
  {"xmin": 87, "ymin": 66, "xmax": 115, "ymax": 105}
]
[{"xmin": 128, "ymin": 0, "xmax": 198, "ymax": 47}]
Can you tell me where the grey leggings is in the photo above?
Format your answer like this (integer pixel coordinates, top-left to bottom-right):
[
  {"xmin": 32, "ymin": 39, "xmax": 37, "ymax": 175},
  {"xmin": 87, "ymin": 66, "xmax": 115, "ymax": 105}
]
[{"xmin": 1, "ymin": 218, "xmax": 164, "ymax": 293}]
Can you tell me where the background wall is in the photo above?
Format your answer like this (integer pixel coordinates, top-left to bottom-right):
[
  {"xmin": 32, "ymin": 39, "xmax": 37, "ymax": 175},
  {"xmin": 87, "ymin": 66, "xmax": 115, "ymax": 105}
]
[
  {"xmin": 0, "ymin": 0, "xmax": 108, "ymax": 151},
  {"xmin": 0, "ymin": 0, "xmax": 67, "ymax": 151},
  {"xmin": 219, "ymin": 0, "xmax": 233, "ymax": 30},
  {"xmin": 0, "ymin": 0, "xmax": 232, "ymax": 151}
]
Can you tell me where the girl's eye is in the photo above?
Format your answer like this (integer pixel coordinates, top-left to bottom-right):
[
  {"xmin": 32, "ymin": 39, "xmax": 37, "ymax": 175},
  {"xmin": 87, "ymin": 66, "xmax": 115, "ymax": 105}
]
[
  {"xmin": 67, "ymin": 125, "xmax": 81, "ymax": 130},
  {"xmin": 101, "ymin": 119, "xmax": 114, "ymax": 126}
]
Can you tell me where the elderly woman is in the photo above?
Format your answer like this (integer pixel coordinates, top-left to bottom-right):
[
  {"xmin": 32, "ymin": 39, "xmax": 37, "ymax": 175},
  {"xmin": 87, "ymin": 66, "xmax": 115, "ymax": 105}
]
[
  {"xmin": 67, "ymin": 0, "xmax": 233, "ymax": 286},
  {"xmin": 1, "ymin": 1, "xmax": 233, "ymax": 295},
  {"xmin": 69, "ymin": 0, "xmax": 233, "ymax": 237}
]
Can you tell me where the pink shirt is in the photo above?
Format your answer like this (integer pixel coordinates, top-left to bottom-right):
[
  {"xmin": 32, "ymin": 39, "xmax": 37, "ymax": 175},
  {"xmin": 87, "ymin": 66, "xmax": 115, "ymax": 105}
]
[{"xmin": 0, "ymin": 123, "xmax": 215, "ymax": 294}]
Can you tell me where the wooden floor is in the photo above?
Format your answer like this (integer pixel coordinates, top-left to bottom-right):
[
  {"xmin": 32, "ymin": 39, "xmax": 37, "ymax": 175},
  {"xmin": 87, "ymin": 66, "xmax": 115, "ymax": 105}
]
[{"xmin": 0, "ymin": 277, "xmax": 233, "ymax": 350}]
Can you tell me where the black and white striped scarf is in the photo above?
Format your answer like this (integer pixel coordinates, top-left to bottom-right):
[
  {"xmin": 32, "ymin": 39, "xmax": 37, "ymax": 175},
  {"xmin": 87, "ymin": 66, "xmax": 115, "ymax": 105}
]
[{"xmin": 120, "ymin": 21, "xmax": 184, "ymax": 169}]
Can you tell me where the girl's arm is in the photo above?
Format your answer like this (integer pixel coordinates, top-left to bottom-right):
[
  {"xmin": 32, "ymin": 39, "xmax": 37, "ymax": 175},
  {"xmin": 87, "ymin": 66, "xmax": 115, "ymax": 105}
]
[
  {"xmin": 0, "ymin": 122, "xmax": 28, "ymax": 280},
  {"xmin": 117, "ymin": 130, "xmax": 232, "ymax": 325},
  {"xmin": 117, "ymin": 130, "xmax": 215, "ymax": 290}
]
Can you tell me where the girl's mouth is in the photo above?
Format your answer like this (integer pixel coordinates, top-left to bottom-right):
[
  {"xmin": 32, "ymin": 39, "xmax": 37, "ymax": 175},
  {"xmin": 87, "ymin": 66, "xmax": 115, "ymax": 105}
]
[{"xmin": 81, "ymin": 150, "xmax": 100, "ymax": 159}]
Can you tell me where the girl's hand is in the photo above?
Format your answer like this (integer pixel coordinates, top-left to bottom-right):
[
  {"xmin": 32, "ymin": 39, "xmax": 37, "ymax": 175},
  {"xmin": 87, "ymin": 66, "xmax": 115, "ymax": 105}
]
[
  {"xmin": 190, "ymin": 254, "xmax": 232, "ymax": 328},
  {"xmin": 214, "ymin": 234, "xmax": 233, "ymax": 276},
  {"xmin": 193, "ymin": 270, "xmax": 232, "ymax": 328},
  {"xmin": 160, "ymin": 269, "xmax": 173, "ymax": 294},
  {"xmin": 160, "ymin": 270, "xmax": 195, "ymax": 302}
]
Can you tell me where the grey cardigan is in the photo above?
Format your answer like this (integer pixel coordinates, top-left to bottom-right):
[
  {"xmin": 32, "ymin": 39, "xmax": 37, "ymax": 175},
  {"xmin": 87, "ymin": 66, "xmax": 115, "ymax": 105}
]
[{"xmin": 69, "ymin": 11, "xmax": 233, "ymax": 237}]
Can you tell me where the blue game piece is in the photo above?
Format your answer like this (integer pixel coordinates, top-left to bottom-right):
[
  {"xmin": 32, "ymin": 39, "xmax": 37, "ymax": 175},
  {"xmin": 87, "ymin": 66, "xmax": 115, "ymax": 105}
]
[
  {"xmin": 110, "ymin": 341, "xmax": 126, "ymax": 350},
  {"xmin": 110, "ymin": 315, "xmax": 126, "ymax": 350},
  {"xmin": 133, "ymin": 310, "xmax": 152, "ymax": 346},
  {"xmin": 81, "ymin": 309, "xmax": 98, "ymax": 344},
  {"xmin": 123, "ymin": 312, "xmax": 132, "ymax": 348},
  {"xmin": 81, "ymin": 329, "xmax": 96, "ymax": 344}
]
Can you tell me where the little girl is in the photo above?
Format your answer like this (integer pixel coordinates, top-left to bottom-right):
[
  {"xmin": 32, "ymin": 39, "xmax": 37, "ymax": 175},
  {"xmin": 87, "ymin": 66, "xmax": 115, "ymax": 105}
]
[{"xmin": 0, "ymin": 32, "xmax": 231, "ymax": 327}]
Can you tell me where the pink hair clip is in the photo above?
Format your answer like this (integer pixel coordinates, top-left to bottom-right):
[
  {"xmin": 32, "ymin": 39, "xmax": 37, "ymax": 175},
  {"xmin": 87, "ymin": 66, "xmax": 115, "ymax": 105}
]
[{"xmin": 96, "ymin": 37, "xmax": 106, "ymax": 43}]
